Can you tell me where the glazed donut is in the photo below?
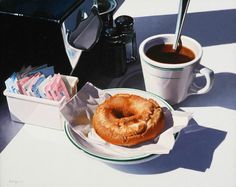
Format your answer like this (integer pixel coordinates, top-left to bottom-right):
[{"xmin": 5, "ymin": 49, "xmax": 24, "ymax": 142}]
[{"xmin": 92, "ymin": 94, "xmax": 165, "ymax": 147}]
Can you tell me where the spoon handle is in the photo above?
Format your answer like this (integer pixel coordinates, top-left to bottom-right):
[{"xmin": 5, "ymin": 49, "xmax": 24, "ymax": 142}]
[{"xmin": 173, "ymin": 0, "xmax": 190, "ymax": 50}]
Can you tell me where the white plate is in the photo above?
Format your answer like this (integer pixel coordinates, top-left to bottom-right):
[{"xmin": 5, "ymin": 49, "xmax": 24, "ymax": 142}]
[{"xmin": 64, "ymin": 88, "xmax": 175, "ymax": 165}]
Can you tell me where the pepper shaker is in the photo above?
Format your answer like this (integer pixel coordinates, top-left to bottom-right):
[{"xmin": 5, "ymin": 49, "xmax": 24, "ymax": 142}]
[
  {"xmin": 101, "ymin": 27, "xmax": 127, "ymax": 77},
  {"xmin": 115, "ymin": 15, "xmax": 137, "ymax": 63}
]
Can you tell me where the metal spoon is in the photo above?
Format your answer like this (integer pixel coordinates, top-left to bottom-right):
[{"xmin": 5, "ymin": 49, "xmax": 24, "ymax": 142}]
[{"xmin": 173, "ymin": 0, "xmax": 190, "ymax": 50}]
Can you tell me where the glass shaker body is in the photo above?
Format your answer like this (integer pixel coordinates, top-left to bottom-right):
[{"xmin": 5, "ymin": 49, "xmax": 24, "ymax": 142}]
[
  {"xmin": 101, "ymin": 27, "xmax": 127, "ymax": 77},
  {"xmin": 115, "ymin": 15, "xmax": 137, "ymax": 63}
]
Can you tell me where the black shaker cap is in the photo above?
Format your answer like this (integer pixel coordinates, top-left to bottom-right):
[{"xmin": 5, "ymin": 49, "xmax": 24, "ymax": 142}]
[{"xmin": 115, "ymin": 15, "xmax": 134, "ymax": 31}]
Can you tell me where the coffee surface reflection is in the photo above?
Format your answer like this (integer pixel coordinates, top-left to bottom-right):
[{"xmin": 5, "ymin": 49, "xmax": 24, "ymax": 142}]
[{"xmin": 146, "ymin": 44, "xmax": 195, "ymax": 64}]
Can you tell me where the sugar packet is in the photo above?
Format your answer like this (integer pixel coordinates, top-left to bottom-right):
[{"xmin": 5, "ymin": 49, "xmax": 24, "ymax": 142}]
[{"xmin": 5, "ymin": 72, "xmax": 20, "ymax": 94}]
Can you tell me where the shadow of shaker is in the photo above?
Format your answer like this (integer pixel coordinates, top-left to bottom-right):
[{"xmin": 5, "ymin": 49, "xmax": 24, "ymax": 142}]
[{"xmin": 107, "ymin": 119, "xmax": 227, "ymax": 174}]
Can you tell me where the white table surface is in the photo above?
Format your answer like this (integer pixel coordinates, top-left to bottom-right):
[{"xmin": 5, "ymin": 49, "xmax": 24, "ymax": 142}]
[{"xmin": 1, "ymin": 1, "xmax": 236, "ymax": 187}]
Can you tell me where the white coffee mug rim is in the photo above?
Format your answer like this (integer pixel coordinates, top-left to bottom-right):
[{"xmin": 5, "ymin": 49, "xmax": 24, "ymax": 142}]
[{"xmin": 139, "ymin": 34, "xmax": 203, "ymax": 69}]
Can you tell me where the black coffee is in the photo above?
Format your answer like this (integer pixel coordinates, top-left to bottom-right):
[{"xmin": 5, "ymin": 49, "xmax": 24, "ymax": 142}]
[{"xmin": 146, "ymin": 44, "xmax": 195, "ymax": 64}]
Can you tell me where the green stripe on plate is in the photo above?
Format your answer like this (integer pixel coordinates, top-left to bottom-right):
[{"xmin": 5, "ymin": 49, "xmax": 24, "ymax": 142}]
[{"xmin": 64, "ymin": 122, "xmax": 155, "ymax": 162}]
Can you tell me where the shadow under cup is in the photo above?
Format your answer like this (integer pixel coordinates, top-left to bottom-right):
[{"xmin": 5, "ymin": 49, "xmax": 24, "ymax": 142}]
[{"xmin": 139, "ymin": 34, "xmax": 214, "ymax": 105}]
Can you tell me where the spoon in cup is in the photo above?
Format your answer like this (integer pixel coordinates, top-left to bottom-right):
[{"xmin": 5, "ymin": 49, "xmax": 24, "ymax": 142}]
[{"xmin": 173, "ymin": 0, "xmax": 190, "ymax": 50}]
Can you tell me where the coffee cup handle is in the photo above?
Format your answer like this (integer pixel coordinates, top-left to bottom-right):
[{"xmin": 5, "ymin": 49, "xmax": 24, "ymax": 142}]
[{"xmin": 188, "ymin": 64, "xmax": 214, "ymax": 96}]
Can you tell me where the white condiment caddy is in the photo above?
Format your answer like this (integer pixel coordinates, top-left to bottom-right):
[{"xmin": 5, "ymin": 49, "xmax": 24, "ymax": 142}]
[{"xmin": 3, "ymin": 75, "xmax": 78, "ymax": 130}]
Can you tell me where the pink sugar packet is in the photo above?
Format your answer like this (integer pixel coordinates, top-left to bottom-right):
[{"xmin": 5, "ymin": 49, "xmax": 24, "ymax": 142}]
[
  {"xmin": 21, "ymin": 74, "xmax": 40, "ymax": 95},
  {"xmin": 50, "ymin": 74, "xmax": 70, "ymax": 101},
  {"xmin": 17, "ymin": 76, "xmax": 32, "ymax": 94}
]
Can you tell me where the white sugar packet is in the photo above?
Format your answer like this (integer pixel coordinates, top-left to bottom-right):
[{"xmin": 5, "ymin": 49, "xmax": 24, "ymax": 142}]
[{"xmin": 61, "ymin": 82, "xmax": 192, "ymax": 157}]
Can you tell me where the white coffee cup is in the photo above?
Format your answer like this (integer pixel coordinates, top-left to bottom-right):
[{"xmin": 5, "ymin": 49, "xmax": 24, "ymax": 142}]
[{"xmin": 139, "ymin": 34, "xmax": 214, "ymax": 104}]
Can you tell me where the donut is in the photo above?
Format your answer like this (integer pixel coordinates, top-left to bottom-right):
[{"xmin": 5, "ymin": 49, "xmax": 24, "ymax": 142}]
[{"xmin": 92, "ymin": 93, "xmax": 165, "ymax": 147}]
